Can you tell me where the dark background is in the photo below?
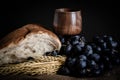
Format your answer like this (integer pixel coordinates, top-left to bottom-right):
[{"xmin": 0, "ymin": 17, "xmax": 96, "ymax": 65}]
[{"xmin": 0, "ymin": 0, "xmax": 119, "ymax": 41}]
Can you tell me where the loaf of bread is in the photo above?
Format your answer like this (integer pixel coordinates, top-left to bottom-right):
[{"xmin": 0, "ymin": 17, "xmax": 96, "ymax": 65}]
[{"xmin": 0, "ymin": 24, "xmax": 61, "ymax": 65}]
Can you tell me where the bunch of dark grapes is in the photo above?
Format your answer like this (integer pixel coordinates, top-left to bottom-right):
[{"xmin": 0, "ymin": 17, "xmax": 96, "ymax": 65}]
[{"xmin": 45, "ymin": 34, "xmax": 120, "ymax": 77}]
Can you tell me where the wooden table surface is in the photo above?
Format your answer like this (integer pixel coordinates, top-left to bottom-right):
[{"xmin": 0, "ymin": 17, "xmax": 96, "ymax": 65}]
[{"xmin": 0, "ymin": 66, "xmax": 120, "ymax": 80}]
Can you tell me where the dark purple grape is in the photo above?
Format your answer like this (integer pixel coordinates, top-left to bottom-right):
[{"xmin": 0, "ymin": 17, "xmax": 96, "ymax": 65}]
[
  {"xmin": 84, "ymin": 52, "xmax": 91, "ymax": 57},
  {"xmin": 86, "ymin": 45, "xmax": 93, "ymax": 50},
  {"xmin": 91, "ymin": 43, "xmax": 97, "ymax": 49},
  {"xmin": 80, "ymin": 35, "xmax": 86, "ymax": 42},
  {"xmin": 78, "ymin": 41, "xmax": 85, "ymax": 48},
  {"xmin": 101, "ymin": 56, "xmax": 113, "ymax": 70},
  {"xmin": 77, "ymin": 69, "xmax": 87, "ymax": 76},
  {"xmin": 92, "ymin": 69, "xmax": 101, "ymax": 76},
  {"xmin": 98, "ymin": 38, "xmax": 104, "ymax": 44},
  {"xmin": 98, "ymin": 63, "xmax": 104, "ymax": 71},
  {"xmin": 65, "ymin": 57, "xmax": 76, "ymax": 69},
  {"xmin": 70, "ymin": 35, "xmax": 80, "ymax": 41},
  {"xmin": 84, "ymin": 45, "xmax": 93, "ymax": 56},
  {"xmin": 73, "ymin": 43, "xmax": 82, "ymax": 53},
  {"xmin": 102, "ymin": 48, "xmax": 111, "ymax": 56},
  {"xmin": 102, "ymin": 56, "xmax": 110, "ymax": 62},
  {"xmin": 87, "ymin": 60, "xmax": 97, "ymax": 68},
  {"xmin": 45, "ymin": 51, "xmax": 58, "ymax": 56},
  {"xmin": 89, "ymin": 53, "xmax": 101, "ymax": 62},
  {"xmin": 106, "ymin": 36, "xmax": 113, "ymax": 42},
  {"xmin": 76, "ymin": 59, "xmax": 87, "ymax": 69},
  {"xmin": 90, "ymin": 64, "xmax": 102, "ymax": 76},
  {"xmin": 70, "ymin": 40, "xmax": 79, "ymax": 45},
  {"xmin": 100, "ymin": 42, "xmax": 107, "ymax": 50},
  {"xmin": 51, "ymin": 50, "xmax": 58, "ymax": 56},
  {"xmin": 78, "ymin": 55, "xmax": 87, "ymax": 61},
  {"xmin": 111, "ymin": 56, "xmax": 120, "ymax": 65},
  {"xmin": 108, "ymin": 41, "xmax": 118, "ymax": 49},
  {"xmin": 65, "ymin": 44, "xmax": 72, "ymax": 56},
  {"xmin": 70, "ymin": 35, "xmax": 86, "ymax": 46},
  {"xmin": 66, "ymin": 40, "xmax": 71, "ymax": 45},
  {"xmin": 94, "ymin": 46, "xmax": 102, "ymax": 53},
  {"xmin": 57, "ymin": 66, "xmax": 70, "ymax": 75}
]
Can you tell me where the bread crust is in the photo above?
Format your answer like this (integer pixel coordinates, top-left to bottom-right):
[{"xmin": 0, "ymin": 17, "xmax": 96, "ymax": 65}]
[{"xmin": 0, "ymin": 24, "xmax": 61, "ymax": 50}]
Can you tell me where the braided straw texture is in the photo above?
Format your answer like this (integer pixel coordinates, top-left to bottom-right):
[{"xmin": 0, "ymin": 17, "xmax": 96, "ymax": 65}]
[{"xmin": 0, "ymin": 56, "xmax": 66, "ymax": 76}]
